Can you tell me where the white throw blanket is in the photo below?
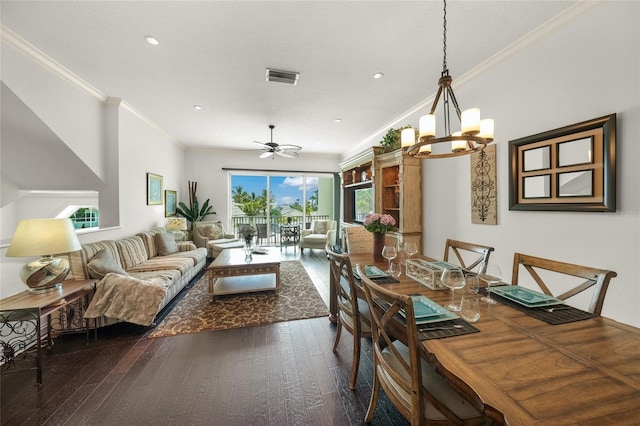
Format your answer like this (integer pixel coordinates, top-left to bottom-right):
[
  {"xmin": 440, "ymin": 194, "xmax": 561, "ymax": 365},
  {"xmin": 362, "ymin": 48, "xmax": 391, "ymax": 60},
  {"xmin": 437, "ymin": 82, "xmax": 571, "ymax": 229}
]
[{"xmin": 84, "ymin": 273, "xmax": 170, "ymax": 326}]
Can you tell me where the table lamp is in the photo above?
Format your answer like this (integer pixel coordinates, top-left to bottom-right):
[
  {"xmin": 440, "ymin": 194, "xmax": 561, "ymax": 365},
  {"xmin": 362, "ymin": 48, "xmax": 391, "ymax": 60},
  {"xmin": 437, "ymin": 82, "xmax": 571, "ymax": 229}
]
[
  {"xmin": 5, "ymin": 218, "xmax": 82, "ymax": 293},
  {"xmin": 166, "ymin": 217, "xmax": 188, "ymax": 241}
]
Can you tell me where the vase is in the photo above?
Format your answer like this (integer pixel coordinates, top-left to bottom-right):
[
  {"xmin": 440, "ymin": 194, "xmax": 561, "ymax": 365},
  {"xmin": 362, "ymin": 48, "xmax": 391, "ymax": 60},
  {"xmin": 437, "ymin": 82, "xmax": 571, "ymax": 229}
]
[{"xmin": 373, "ymin": 232, "xmax": 385, "ymax": 262}]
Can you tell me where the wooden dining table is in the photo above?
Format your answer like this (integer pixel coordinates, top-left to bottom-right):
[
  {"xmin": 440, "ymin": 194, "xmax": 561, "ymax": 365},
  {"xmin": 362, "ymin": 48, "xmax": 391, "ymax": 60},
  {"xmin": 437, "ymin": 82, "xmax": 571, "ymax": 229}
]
[{"xmin": 340, "ymin": 253, "xmax": 640, "ymax": 425}]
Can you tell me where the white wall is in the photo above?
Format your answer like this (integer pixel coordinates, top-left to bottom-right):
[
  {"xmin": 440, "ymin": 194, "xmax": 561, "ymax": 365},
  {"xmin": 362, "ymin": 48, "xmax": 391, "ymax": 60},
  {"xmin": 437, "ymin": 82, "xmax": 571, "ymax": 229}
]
[
  {"xmin": 1, "ymin": 99, "xmax": 186, "ymax": 300},
  {"xmin": 185, "ymin": 150, "xmax": 340, "ymax": 227},
  {"xmin": 415, "ymin": 2, "xmax": 639, "ymax": 326}
]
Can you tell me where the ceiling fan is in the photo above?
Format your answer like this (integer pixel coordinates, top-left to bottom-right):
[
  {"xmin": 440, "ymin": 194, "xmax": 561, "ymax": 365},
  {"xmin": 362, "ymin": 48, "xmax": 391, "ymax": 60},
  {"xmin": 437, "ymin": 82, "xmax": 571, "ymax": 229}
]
[{"xmin": 253, "ymin": 125, "xmax": 301, "ymax": 159}]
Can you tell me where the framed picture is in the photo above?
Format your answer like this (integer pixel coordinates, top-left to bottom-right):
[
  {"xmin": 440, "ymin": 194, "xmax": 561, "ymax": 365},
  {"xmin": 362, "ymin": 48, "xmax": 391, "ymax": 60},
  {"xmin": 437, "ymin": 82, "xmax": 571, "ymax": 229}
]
[
  {"xmin": 509, "ymin": 114, "xmax": 616, "ymax": 212},
  {"xmin": 165, "ymin": 190, "xmax": 177, "ymax": 217},
  {"xmin": 147, "ymin": 173, "xmax": 163, "ymax": 205}
]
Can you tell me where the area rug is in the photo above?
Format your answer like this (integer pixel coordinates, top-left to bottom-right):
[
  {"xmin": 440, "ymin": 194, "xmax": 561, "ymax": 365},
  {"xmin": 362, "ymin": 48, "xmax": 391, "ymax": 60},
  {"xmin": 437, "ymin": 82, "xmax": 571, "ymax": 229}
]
[{"xmin": 149, "ymin": 261, "xmax": 328, "ymax": 338}]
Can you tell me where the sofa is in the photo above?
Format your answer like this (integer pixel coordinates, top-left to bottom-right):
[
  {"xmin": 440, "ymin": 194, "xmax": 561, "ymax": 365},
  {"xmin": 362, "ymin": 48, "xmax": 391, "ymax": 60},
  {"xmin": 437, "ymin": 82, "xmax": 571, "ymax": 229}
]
[
  {"xmin": 300, "ymin": 220, "xmax": 337, "ymax": 253},
  {"xmin": 192, "ymin": 220, "xmax": 244, "ymax": 258},
  {"xmin": 64, "ymin": 227, "xmax": 207, "ymax": 327}
]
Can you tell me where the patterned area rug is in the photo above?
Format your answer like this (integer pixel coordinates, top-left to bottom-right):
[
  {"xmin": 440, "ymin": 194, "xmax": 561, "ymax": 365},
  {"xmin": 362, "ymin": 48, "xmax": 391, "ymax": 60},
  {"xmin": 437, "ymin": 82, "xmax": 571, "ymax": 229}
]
[{"xmin": 149, "ymin": 261, "xmax": 328, "ymax": 338}]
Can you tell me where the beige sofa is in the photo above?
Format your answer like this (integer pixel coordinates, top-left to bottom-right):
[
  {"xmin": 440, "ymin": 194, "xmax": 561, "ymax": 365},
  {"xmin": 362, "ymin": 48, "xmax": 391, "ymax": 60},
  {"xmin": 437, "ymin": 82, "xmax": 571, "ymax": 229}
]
[
  {"xmin": 300, "ymin": 220, "xmax": 337, "ymax": 253},
  {"xmin": 64, "ymin": 227, "xmax": 207, "ymax": 327},
  {"xmin": 192, "ymin": 220, "xmax": 244, "ymax": 258}
]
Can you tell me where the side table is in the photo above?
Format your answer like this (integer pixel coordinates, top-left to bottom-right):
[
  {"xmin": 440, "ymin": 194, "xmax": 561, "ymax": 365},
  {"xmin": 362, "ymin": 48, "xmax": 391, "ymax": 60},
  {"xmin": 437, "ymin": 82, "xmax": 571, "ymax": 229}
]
[
  {"xmin": 0, "ymin": 280, "xmax": 96, "ymax": 385},
  {"xmin": 280, "ymin": 224, "xmax": 300, "ymax": 251}
]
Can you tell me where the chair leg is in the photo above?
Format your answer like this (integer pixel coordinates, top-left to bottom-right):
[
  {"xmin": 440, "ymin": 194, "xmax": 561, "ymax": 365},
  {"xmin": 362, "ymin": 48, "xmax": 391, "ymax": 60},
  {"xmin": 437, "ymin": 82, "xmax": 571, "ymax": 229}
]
[
  {"xmin": 349, "ymin": 333, "xmax": 361, "ymax": 390},
  {"xmin": 365, "ymin": 363, "xmax": 381, "ymax": 423},
  {"xmin": 332, "ymin": 321, "xmax": 342, "ymax": 353}
]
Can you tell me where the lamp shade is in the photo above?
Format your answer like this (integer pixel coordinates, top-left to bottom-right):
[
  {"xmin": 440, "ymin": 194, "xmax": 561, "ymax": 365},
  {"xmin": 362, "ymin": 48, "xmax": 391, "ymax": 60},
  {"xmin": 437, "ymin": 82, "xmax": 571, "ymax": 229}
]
[
  {"xmin": 6, "ymin": 219, "xmax": 81, "ymax": 257},
  {"xmin": 6, "ymin": 219, "xmax": 82, "ymax": 292},
  {"xmin": 166, "ymin": 217, "xmax": 188, "ymax": 231}
]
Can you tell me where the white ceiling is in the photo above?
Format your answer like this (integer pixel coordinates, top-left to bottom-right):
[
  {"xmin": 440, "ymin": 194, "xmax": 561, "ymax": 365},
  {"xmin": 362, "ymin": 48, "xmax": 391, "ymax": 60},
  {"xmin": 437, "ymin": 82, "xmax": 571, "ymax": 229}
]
[{"xmin": 1, "ymin": 0, "xmax": 577, "ymax": 157}]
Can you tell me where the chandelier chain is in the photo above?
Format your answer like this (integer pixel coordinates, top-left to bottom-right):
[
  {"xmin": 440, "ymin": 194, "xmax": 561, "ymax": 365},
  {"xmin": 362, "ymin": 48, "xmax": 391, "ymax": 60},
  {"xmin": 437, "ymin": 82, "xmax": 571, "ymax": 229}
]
[{"xmin": 442, "ymin": 0, "xmax": 448, "ymax": 72}]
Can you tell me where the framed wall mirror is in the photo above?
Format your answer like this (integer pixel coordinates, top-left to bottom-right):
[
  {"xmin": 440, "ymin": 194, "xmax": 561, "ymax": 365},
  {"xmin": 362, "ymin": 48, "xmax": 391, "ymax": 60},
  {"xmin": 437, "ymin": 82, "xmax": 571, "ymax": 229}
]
[{"xmin": 509, "ymin": 114, "xmax": 616, "ymax": 212}]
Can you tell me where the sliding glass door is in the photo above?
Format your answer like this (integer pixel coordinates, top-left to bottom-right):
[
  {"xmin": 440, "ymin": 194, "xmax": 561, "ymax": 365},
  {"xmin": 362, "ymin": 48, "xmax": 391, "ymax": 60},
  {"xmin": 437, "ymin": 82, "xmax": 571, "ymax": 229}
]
[{"xmin": 229, "ymin": 172, "xmax": 334, "ymax": 244}]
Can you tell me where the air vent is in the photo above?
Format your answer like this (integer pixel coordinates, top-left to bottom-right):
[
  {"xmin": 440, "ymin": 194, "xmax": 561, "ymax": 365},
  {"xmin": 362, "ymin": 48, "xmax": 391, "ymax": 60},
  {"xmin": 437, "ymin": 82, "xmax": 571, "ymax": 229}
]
[{"xmin": 265, "ymin": 68, "xmax": 299, "ymax": 85}]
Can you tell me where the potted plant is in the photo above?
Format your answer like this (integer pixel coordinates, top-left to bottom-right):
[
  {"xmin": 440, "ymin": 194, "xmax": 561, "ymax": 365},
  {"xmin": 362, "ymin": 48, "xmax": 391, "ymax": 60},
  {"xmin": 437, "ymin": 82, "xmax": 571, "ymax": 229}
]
[
  {"xmin": 176, "ymin": 181, "xmax": 216, "ymax": 232},
  {"xmin": 379, "ymin": 125, "xmax": 417, "ymax": 153}
]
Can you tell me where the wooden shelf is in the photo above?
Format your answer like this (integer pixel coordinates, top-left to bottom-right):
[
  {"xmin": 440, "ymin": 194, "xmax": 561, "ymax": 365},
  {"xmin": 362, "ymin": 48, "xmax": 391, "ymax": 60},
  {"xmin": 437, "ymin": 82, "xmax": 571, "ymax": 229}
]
[{"xmin": 374, "ymin": 149, "xmax": 422, "ymax": 248}]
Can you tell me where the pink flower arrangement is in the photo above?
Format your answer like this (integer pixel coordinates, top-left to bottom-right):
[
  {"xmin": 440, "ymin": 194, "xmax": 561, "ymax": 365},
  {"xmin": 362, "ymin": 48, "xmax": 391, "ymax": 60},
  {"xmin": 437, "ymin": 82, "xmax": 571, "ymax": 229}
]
[{"xmin": 363, "ymin": 213, "xmax": 397, "ymax": 234}]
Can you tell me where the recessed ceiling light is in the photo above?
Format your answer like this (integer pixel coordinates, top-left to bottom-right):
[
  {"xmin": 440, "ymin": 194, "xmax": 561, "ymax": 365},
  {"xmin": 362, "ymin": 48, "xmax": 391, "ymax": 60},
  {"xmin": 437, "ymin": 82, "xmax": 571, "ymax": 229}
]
[
  {"xmin": 144, "ymin": 35, "xmax": 159, "ymax": 46},
  {"xmin": 334, "ymin": 118, "xmax": 342, "ymax": 123},
  {"xmin": 373, "ymin": 72, "xmax": 384, "ymax": 79},
  {"xmin": 193, "ymin": 105, "xmax": 203, "ymax": 110}
]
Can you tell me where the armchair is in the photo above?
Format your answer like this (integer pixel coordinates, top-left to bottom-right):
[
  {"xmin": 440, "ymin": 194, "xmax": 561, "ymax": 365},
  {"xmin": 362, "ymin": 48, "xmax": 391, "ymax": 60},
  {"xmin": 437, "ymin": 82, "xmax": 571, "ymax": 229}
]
[
  {"xmin": 192, "ymin": 220, "xmax": 243, "ymax": 258},
  {"xmin": 299, "ymin": 220, "xmax": 337, "ymax": 253}
]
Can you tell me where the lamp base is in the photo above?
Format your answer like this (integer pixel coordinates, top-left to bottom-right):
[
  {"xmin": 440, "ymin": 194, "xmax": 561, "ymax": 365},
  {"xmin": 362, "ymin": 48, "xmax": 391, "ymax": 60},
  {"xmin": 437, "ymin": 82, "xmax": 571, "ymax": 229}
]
[
  {"xmin": 20, "ymin": 255, "xmax": 70, "ymax": 293},
  {"xmin": 28, "ymin": 283, "xmax": 63, "ymax": 294}
]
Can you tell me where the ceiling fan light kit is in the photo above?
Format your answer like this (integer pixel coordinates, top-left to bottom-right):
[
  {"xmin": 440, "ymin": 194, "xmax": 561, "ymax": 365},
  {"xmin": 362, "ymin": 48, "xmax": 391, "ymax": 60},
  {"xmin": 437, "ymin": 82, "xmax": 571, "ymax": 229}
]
[
  {"xmin": 254, "ymin": 125, "xmax": 302, "ymax": 159},
  {"xmin": 406, "ymin": 0, "xmax": 494, "ymax": 159}
]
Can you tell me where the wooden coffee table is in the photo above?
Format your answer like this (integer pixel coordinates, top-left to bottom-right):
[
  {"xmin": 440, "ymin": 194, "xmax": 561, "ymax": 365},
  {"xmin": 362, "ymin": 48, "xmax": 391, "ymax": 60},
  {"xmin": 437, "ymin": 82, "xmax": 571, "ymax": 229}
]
[{"xmin": 207, "ymin": 248, "xmax": 281, "ymax": 300}]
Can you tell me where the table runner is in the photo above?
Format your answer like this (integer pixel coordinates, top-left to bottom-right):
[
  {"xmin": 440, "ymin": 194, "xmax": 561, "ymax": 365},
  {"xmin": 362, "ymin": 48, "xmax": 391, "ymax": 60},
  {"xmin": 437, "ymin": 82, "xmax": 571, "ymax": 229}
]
[{"xmin": 480, "ymin": 288, "xmax": 596, "ymax": 325}]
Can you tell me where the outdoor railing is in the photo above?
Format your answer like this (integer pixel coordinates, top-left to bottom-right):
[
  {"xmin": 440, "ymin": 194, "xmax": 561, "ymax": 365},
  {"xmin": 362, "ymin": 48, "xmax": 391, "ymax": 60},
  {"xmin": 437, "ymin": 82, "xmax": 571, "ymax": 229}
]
[{"xmin": 230, "ymin": 214, "xmax": 330, "ymax": 241}]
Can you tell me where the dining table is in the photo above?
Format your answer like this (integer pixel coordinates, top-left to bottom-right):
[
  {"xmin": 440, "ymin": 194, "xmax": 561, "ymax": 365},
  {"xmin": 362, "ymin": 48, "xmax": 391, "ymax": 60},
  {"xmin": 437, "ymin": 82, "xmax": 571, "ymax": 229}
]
[{"xmin": 341, "ymin": 252, "xmax": 640, "ymax": 425}]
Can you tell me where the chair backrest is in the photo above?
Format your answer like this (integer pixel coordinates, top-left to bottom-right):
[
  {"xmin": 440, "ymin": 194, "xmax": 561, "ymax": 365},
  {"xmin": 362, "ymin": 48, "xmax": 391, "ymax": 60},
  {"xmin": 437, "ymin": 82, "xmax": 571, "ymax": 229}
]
[
  {"xmin": 325, "ymin": 244, "xmax": 369, "ymax": 334},
  {"xmin": 256, "ymin": 223, "xmax": 270, "ymax": 237},
  {"xmin": 511, "ymin": 253, "xmax": 617, "ymax": 315},
  {"xmin": 357, "ymin": 265, "xmax": 503, "ymax": 424},
  {"xmin": 443, "ymin": 239, "xmax": 495, "ymax": 272},
  {"xmin": 344, "ymin": 226, "xmax": 373, "ymax": 253},
  {"xmin": 310, "ymin": 220, "xmax": 336, "ymax": 234}
]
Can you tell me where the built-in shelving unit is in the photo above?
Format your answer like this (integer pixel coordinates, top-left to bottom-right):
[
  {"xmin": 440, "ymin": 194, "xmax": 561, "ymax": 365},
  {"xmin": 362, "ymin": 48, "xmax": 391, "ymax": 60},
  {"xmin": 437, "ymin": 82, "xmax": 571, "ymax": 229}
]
[
  {"xmin": 374, "ymin": 149, "xmax": 422, "ymax": 248},
  {"xmin": 339, "ymin": 147, "xmax": 422, "ymax": 250}
]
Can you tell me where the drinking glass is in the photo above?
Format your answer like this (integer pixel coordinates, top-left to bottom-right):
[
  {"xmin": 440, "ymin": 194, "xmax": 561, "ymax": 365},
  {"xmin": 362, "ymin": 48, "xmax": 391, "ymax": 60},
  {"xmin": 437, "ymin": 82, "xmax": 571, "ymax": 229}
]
[
  {"xmin": 479, "ymin": 263, "xmax": 502, "ymax": 304},
  {"xmin": 460, "ymin": 294, "xmax": 481, "ymax": 322},
  {"xmin": 466, "ymin": 275, "xmax": 480, "ymax": 294},
  {"xmin": 403, "ymin": 242, "xmax": 418, "ymax": 260},
  {"xmin": 441, "ymin": 267, "xmax": 466, "ymax": 311},
  {"xmin": 390, "ymin": 261, "xmax": 402, "ymax": 278},
  {"xmin": 381, "ymin": 245, "xmax": 397, "ymax": 274}
]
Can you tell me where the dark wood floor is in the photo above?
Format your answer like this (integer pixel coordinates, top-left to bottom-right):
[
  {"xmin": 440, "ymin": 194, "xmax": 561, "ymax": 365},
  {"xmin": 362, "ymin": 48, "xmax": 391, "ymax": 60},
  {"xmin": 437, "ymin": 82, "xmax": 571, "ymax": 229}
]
[{"xmin": 1, "ymin": 249, "xmax": 409, "ymax": 426}]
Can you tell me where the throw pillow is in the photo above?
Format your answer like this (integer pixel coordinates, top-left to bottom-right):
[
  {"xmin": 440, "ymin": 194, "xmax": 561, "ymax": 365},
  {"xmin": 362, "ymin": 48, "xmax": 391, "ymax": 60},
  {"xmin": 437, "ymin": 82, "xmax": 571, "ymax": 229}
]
[
  {"xmin": 87, "ymin": 250, "xmax": 127, "ymax": 279},
  {"xmin": 155, "ymin": 232, "xmax": 179, "ymax": 256},
  {"xmin": 208, "ymin": 223, "xmax": 224, "ymax": 240},
  {"xmin": 313, "ymin": 221, "xmax": 328, "ymax": 234}
]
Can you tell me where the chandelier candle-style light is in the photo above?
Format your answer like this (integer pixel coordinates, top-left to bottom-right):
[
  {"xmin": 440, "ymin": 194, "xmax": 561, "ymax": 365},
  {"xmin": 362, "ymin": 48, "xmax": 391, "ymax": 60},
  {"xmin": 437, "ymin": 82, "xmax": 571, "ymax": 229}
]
[{"xmin": 406, "ymin": 0, "xmax": 494, "ymax": 159}]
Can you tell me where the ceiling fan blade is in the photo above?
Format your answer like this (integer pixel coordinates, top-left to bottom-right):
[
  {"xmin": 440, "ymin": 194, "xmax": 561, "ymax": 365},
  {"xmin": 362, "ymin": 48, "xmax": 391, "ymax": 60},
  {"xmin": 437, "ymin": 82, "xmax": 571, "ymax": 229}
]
[
  {"xmin": 277, "ymin": 144, "xmax": 302, "ymax": 151},
  {"xmin": 276, "ymin": 150, "xmax": 299, "ymax": 159},
  {"xmin": 259, "ymin": 151, "xmax": 274, "ymax": 159},
  {"xmin": 254, "ymin": 140, "xmax": 268, "ymax": 146}
]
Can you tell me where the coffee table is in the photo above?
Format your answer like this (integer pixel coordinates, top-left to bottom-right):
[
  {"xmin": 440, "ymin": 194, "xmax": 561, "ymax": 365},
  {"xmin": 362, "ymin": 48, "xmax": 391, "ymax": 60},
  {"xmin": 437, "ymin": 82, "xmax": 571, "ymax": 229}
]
[{"xmin": 207, "ymin": 247, "xmax": 281, "ymax": 300}]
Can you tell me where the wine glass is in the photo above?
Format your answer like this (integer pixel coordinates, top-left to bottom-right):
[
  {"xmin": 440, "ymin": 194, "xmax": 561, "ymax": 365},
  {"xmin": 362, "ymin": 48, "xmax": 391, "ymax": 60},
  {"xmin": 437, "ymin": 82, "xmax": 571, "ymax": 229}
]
[
  {"xmin": 479, "ymin": 263, "xmax": 502, "ymax": 304},
  {"xmin": 441, "ymin": 267, "xmax": 466, "ymax": 311},
  {"xmin": 381, "ymin": 245, "xmax": 397, "ymax": 274},
  {"xmin": 403, "ymin": 242, "xmax": 418, "ymax": 260}
]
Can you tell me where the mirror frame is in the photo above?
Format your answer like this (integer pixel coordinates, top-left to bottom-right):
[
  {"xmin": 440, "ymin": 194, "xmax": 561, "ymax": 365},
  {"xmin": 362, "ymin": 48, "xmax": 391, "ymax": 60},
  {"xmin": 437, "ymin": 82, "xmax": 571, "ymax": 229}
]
[{"xmin": 509, "ymin": 114, "xmax": 616, "ymax": 212}]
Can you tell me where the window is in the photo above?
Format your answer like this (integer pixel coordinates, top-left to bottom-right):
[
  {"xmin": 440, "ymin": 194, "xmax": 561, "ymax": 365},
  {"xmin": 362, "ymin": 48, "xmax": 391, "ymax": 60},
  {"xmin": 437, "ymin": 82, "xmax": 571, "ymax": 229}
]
[
  {"xmin": 229, "ymin": 172, "xmax": 334, "ymax": 236},
  {"xmin": 69, "ymin": 207, "xmax": 99, "ymax": 229}
]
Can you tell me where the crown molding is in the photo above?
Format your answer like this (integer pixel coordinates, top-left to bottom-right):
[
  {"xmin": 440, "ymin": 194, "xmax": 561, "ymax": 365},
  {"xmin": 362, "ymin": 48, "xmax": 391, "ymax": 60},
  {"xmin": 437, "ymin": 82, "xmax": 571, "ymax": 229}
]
[{"xmin": 1, "ymin": 25, "xmax": 182, "ymax": 148}]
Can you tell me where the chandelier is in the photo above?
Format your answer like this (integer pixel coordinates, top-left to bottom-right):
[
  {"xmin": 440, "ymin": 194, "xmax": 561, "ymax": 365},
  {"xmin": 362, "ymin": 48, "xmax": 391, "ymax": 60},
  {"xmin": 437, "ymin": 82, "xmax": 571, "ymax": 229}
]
[{"xmin": 404, "ymin": 0, "xmax": 494, "ymax": 159}]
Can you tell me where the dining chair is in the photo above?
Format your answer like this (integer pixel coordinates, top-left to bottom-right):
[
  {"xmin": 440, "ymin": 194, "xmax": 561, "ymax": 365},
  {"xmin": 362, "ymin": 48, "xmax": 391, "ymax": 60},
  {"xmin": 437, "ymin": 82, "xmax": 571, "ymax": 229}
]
[
  {"xmin": 443, "ymin": 239, "xmax": 495, "ymax": 272},
  {"xmin": 325, "ymin": 243, "xmax": 372, "ymax": 390},
  {"xmin": 511, "ymin": 253, "xmax": 617, "ymax": 315},
  {"xmin": 344, "ymin": 226, "xmax": 373, "ymax": 253},
  {"xmin": 357, "ymin": 264, "xmax": 505, "ymax": 425}
]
